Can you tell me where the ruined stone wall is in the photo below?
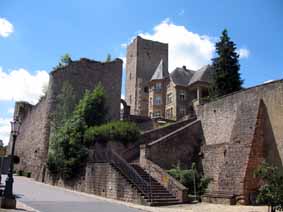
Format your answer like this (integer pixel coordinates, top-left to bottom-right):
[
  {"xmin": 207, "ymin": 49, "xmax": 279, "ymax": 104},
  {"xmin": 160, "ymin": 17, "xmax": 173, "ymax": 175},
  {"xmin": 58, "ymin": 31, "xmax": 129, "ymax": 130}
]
[
  {"xmin": 126, "ymin": 36, "xmax": 168, "ymax": 116},
  {"xmin": 13, "ymin": 99, "xmax": 49, "ymax": 181},
  {"xmin": 197, "ymin": 80, "xmax": 283, "ymax": 202},
  {"xmin": 13, "ymin": 58, "xmax": 123, "ymax": 180},
  {"xmin": 49, "ymin": 58, "xmax": 123, "ymax": 121}
]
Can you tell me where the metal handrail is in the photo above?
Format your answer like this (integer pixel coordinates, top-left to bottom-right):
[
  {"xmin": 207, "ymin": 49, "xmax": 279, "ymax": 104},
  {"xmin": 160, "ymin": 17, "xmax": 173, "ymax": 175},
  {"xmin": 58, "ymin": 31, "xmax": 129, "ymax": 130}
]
[{"xmin": 106, "ymin": 148, "xmax": 151, "ymax": 201}]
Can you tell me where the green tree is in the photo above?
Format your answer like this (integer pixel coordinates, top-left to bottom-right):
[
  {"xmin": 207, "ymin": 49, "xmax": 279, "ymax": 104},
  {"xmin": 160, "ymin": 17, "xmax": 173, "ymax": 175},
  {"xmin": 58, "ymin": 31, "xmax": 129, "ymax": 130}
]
[
  {"xmin": 255, "ymin": 162, "xmax": 283, "ymax": 212},
  {"xmin": 54, "ymin": 53, "xmax": 72, "ymax": 69},
  {"xmin": 47, "ymin": 84, "xmax": 108, "ymax": 179},
  {"xmin": 75, "ymin": 83, "xmax": 108, "ymax": 127},
  {"xmin": 105, "ymin": 53, "xmax": 111, "ymax": 62},
  {"xmin": 167, "ymin": 162, "xmax": 212, "ymax": 199},
  {"xmin": 210, "ymin": 29, "xmax": 243, "ymax": 97}
]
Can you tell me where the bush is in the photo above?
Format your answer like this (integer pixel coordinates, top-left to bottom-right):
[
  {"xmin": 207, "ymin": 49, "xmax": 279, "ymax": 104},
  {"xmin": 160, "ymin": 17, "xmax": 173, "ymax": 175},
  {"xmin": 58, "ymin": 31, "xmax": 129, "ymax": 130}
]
[
  {"xmin": 17, "ymin": 170, "xmax": 23, "ymax": 176},
  {"xmin": 255, "ymin": 162, "xmax": 283, "ymax": 211},
  {"xmin": 84, "ymin": 121, "xmax": 140, "ymax": 144},
  {"xmin": 168, "ymin": 162, "xmax": 212, "ymax": 198},
  {"xmin": 26, "ymin": 172, "xmax": 31, "ymax": 178}
]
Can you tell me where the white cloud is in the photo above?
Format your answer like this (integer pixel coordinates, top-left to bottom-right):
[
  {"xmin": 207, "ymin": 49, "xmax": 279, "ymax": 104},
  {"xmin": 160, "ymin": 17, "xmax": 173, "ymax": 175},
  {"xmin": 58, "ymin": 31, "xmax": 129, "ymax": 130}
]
[
  {"xmin": 0, "ymin": 67, "xmax": 49, "ymax": 104},
  {"xmin": 0, "ymin": 18, "xmax": 14, "ymax": 38},
  {"xmin": 8, "ymin": 108, "xmax": 14, "ymax": 114},
  {"xmin": 0, "ymin": 117, "xmax": 11, "ymax": 145},
  {"xmin": 138, "ymin": 18, "xmax": 215, "ymax": 71},
  {"xmin": 237, "ymin": 48, "xmax": 250, "ymax": 59},
  {"xmin": 121, "ymin": 43, "xmax": 127, "ymax": 48}
]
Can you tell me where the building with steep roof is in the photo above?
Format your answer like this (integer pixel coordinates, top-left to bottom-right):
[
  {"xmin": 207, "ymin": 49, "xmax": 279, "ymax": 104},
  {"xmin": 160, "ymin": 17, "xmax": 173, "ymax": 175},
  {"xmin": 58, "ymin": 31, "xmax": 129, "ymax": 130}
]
[{"xmin": 125, "ymin": 36, "xmax": 214, "ymax": 121}]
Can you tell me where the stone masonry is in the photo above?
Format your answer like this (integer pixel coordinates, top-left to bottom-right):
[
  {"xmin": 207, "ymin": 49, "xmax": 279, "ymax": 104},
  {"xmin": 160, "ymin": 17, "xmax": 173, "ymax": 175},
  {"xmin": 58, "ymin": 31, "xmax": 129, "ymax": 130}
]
[
  {"xmin": 12, "ymin": 58, "xmax": 123, "ymax": 181},
  {"xmin": 197, "ymin": 80, "xmax": 283, "ymax": 204},
  {"xmin": 125, "ymin": 36, "xmax": 168, "ymax": 116}
]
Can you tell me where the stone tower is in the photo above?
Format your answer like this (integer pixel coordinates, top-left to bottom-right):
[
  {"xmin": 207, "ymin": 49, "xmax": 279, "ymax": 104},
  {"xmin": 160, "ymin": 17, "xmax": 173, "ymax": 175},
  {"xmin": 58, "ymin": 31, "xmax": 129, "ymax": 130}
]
[{"xmin": 125, "ymin": 36, "xmax": 168, "ymax": 116}]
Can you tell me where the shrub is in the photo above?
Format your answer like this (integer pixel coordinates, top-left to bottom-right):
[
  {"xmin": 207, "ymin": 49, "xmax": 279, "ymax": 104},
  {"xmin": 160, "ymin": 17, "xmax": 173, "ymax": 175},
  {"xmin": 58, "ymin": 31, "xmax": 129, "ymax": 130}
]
[
  {"xmin": 167, "ymin": 162, "xmax": 212, "ymax": 198},
  {"xmin": 84, "ymin": 121, "xmax": 140, "ymax": 145},
  {"xmin": 255, "ymin": 162, "xmax": 283, "ymax": 212},
  {"xmin": 26, "ymin": 172, "xmax": 31, "ymax": 178},
  {"xmin": 17, "ymin": 170, "xmax": 23, "ymax": 176}
]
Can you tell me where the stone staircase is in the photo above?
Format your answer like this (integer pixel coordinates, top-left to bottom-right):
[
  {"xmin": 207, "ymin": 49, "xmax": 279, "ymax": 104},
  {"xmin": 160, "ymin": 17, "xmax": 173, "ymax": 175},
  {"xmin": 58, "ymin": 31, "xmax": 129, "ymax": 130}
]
[
  {"xmin": 106, "ymin": 148, "xmax": 180, "ymax": 206},
  {"xmin": 131, "ymin": 164, "xmax": 180, "ymax": 206}
]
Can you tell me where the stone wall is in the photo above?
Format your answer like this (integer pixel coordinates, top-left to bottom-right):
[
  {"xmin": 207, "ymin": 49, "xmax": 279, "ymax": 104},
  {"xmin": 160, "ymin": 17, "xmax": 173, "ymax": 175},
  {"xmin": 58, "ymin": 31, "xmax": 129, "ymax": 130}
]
[
  {"xmin": 122, "ymin": 117, "xmax": 196, "ymax": 162},
  {"xmin": 126, "ymin": 36, "xmax": 168, "ymax": 116},
  {"xmin": 139, "ymin": 157, "xmax": 188, "ymax": 203},
  {"xmin": 145, "ymin": 120, "xmax": 203, "ymax": 170},
  {"xmin": 12, "ymin": 58, "xmax": 123, "ymax": 180},
  {"xmin": 46, "ymin": 163, "xmax": 146, "ymax": 205},
  {"xmin": 12, "ymin": 99, "xmax": 49, "ymax": 181},
  {"xmin": 197, "ymin": 80, "xmax": 283, "ymax": 204}
]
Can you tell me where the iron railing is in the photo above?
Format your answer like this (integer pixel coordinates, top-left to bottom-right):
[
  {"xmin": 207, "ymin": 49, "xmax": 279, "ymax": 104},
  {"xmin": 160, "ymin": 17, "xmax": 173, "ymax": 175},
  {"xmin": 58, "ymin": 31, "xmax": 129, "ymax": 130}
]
[{"xmin": 106, "ymin": 148, "xmax": 152, "ymax": 202}]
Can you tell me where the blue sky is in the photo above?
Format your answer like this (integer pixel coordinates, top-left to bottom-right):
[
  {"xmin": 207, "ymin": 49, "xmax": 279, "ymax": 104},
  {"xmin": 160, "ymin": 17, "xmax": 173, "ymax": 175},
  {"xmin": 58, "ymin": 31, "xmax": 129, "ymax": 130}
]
[{"xmin": 0, "ymin": 0, "xmax": 282, "ymax": 143}]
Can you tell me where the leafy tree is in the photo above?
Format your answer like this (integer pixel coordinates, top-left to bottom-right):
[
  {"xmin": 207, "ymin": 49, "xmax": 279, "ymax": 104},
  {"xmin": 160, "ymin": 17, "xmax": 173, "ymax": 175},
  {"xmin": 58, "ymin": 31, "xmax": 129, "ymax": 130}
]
[
  {"xmin": 255, "ymin": 162, "xmax": 283, "ymax": 212},
  {"xmin": 47, "ymin": 84, "xmax": 108, "ymax": 179},
  {"xmin": 168, "ymin": 162, "xmax": 212, "ymax": 198},
  {"xmin": 74, "ymin": 83, "xmax": 108, "ymax": 127},
  {"xmin": 105, "ymin": 53, "xmax": 111, "ymax": 62},
  {"xmin": 54, "ymin": 53, "xmax": 72, "ymax": 69},
  {"xmin": 210, "ymin": 29, "xmax": 243, "ymax": 97}
]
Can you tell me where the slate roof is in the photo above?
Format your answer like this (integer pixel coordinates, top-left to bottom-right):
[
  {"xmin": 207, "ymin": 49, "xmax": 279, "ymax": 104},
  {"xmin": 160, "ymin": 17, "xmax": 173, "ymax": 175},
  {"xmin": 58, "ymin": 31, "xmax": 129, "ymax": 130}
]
[
  {"xmin": 169, "ymin": 65, "xmax": 213, "ymax": 86},
  {"xmin": 169, "ymin": 66, "xmax": 195, "ymax": 86},
  {"xmin": 188, "ymin": 65, "xmax": 213, "ymax": 86},
  {"xmin": 150, "ymin": 60, "xmax": 169, "ymax": 80}
]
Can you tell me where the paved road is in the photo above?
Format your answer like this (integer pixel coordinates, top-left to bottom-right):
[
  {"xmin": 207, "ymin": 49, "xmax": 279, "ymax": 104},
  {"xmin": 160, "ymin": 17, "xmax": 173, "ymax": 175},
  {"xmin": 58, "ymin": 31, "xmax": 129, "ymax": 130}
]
[{"xmin": 12, "ymin": 176, "xmax": 146, "ymax": 212}]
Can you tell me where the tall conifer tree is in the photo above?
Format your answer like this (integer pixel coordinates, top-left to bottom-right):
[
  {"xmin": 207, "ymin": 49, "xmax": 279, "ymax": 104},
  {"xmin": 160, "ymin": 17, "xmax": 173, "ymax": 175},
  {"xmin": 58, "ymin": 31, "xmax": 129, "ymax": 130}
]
[{"xmin": 211, "ymin": 29, "xmax": 243, "ymax": 97}]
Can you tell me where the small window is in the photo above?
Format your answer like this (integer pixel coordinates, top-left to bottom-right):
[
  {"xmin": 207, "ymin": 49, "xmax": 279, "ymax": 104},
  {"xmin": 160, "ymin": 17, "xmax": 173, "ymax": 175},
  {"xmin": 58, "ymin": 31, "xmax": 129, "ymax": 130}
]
[
  {"xmin": 129, "ymin": 95, "xmax": 132, "ymax": 104},
  {"xmin": 167, "ymin": 93, "xmax": 173, "ymax": 104},
  {"xmin": 154, "ymin": 96, "xmax": 162, "ymax": 105},
  {"xmin": 153, "ymin": 111, "xmax": 161, "ymax": 118},
  {"xmin": 144, "ymin": 86, "xmax": 148, "ymax": 93},
  {"xmin": 154, "ymin": 82, "xmax": 162, "ymax": 91},
  {"xmin": 179, "ymin": 90, "xmax": 186, "ymax": 101},
  {"xmin": 149, "ymin": 97, "xmax": 153, "ymax": 106},
  {"xmin": 166, "ymin": 108, "xmax": 173, "ymax": 119}
]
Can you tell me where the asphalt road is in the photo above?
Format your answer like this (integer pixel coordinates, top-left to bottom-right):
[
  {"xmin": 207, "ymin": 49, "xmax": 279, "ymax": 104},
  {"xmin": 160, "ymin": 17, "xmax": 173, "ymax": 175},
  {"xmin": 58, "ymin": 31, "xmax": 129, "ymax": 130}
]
[{"xmin": 11, "ymin": 176, "xmax": 146, "ymax": 212}]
